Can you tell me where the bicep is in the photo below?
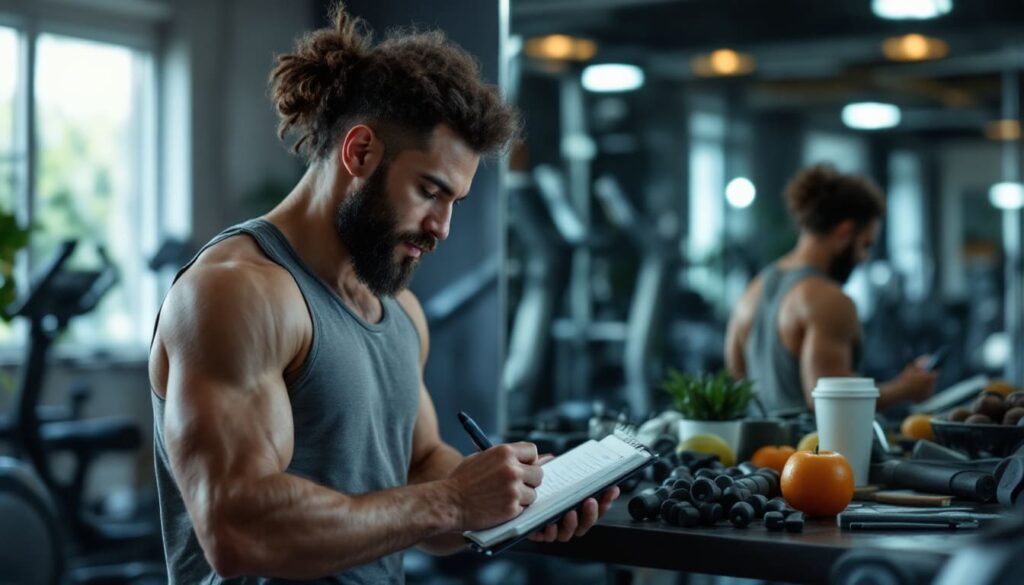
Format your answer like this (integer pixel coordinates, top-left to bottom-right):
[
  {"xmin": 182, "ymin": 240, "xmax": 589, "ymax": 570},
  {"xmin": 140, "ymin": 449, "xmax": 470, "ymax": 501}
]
[
  {"xmin": 157, "ymin": 270, "xmax": 297, "ymax": 514},
  {"xmin": 724, "ymin": 317, "xmax": 749, "ymax": 378},
  {"xmin": 799, "ymin": 296, "xmax": 858, "ymax": 402}
]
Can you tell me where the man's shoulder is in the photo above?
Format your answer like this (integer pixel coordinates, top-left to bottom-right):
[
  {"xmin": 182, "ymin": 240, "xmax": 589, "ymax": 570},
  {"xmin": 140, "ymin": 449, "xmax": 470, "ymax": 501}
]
[
  {"xmin": 161, "ymin": 236, "xmax": 306, "ymax": 336},
  {"xmin": 794, "ymin": 277, "xmax": 856, "ymax": 321}
]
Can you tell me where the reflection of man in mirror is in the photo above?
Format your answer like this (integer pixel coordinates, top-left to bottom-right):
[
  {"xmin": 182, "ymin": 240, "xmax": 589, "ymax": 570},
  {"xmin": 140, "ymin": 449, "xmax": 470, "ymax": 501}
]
[
  {"xmin": 148, "ymin": 3, "xmax": 617, "ymax": 583},
  {"xmin": 724, "ymin": 163, "xmax": 938, "ymax": 416}
]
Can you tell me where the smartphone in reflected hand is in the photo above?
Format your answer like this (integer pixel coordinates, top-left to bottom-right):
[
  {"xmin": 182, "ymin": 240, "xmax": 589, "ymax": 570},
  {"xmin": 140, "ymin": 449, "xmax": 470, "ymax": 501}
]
[{"xmin": 922, "ymin": 346, "xmax": 950, "ymax": 372}]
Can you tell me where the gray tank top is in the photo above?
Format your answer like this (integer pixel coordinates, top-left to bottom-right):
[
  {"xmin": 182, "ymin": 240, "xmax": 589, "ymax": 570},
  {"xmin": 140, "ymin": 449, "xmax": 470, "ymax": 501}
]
[
  {"xmin": 151, "ymin": 218, "xmax": 422, "ymax": 584},
  {"xmin": 743, "ymin": 265, "xmax": 826, "ymax": 417}
]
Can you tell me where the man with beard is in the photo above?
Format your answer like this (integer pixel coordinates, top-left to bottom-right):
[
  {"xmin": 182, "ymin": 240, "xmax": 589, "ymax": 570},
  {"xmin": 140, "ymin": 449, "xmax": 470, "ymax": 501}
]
[
  {"xmin": 724, "ymin": 164, "xmax": 938, "ymax": 416},
  {"xmin": 147, "ymin": 5, "xmax": 617, "ymax": 583}
]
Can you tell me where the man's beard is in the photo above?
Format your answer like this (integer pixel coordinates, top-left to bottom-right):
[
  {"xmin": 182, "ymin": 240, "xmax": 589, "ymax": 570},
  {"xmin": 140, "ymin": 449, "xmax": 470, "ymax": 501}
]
[
  {"xmin": 335, "ymin": 162, "xmax": 437, "ymax": 296},
  {"xmin": 828, "ymin": 240, "xmax": 858, "ymax": 284}
]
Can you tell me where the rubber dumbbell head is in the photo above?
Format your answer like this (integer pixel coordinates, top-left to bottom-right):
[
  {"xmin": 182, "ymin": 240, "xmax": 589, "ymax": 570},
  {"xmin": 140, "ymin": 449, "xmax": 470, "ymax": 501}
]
[
  {"xmin": 764, "ymin": 511, "xmax": 786, "ymax": 531},
  {"xmin": 784, "ymin": 511, "xmax": 805, "ymax": 533},
  {"xmin": 714, "ymin": 474, "xmax": 736, "ymax": 490},
  {"xmin": 698, "ymin": 502, "xmax": 723, "ymax": 526},
  {"xmin": 728, "ymin": 501, "xmax": 755, "ymax": 528},
  {"xmin": 628, "ymin": 492, "xmax": 662, "ymax": 521},
  {"xmin": 691, "ymin": 477, "xmax": 722, "ymax": 503}
]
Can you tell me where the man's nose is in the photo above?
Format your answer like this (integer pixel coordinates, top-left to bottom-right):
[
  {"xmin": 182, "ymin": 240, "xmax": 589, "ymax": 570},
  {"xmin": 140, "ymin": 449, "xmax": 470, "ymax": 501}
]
[{"xmin": 424, "ymin": 202, "xmax": 452, "ymax": 241}]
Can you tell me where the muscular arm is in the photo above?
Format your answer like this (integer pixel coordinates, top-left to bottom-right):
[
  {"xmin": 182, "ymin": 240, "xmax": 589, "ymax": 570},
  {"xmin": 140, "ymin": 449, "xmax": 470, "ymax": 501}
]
[
  {"xmin": 152, "ymin": 265, "xmax": 539, "ymax": 579},
  {"xmin": 725, "ymin": 278, "xmax": 763, "ymax": 379},
  {"xmin": 398, "ymin": 291, "xmax": 470, "ymax": 554},
  {"xmin": 799, "ymin": 286, "xmax": 860, "ymax": 409},
  {"xmin": 798, "ymin": 285, "xmax": 921, "ymax": 411}
]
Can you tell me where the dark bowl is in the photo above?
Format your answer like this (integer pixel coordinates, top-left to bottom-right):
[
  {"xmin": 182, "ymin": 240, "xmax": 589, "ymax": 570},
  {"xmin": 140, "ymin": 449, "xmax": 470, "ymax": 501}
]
[{"xmin": 931, "ymin": 420, "xmax": 1024, "ymax": 458}]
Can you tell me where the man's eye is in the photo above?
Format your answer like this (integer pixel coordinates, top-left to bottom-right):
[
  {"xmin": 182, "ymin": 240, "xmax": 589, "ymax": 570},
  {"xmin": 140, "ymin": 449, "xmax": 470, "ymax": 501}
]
[{"xmin": 420, "ymin": 187, "xmax": 438, "ymax": 199}]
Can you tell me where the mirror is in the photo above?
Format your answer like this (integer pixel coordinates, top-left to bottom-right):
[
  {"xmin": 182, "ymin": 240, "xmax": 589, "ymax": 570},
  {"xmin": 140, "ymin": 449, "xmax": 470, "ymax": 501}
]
[{"xmin": 501, "ymin": 0, "xmax": 1024, "ymax": 430}]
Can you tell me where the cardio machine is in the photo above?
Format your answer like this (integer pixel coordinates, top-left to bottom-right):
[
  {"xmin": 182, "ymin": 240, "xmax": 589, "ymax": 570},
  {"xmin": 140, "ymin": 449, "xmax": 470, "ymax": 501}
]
[{"xmin": 0, "ymin": 240, "xmax": 163, "ymax": 582}]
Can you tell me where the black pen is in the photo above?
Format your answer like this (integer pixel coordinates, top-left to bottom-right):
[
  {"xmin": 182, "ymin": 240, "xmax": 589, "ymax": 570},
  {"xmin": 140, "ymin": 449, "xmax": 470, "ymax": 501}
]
[{"xmin": 458, "ymin": 411, "xmax": 493, "ymax": 451}]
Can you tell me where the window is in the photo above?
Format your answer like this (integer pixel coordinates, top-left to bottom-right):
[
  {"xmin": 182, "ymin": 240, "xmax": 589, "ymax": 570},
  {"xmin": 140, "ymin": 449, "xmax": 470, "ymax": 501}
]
[
  {"xmin": 0, "ymin": 21, "xmax": 158, "ymax": 353},
  {"xmin": 0, "ymin": 25, "xmax": 23, "ymax": 345}
]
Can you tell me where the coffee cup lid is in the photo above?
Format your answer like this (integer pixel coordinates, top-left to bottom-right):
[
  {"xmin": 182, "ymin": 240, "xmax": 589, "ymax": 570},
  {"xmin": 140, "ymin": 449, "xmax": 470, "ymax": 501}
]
[{"xmin": 812, "ymin": 377, "xmax": 879, "ymax": 398}]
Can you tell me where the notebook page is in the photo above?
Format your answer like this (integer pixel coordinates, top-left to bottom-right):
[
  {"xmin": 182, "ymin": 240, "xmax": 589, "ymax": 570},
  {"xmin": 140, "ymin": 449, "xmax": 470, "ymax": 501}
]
[{"xmin": 466, "ymin": 434, "xmax": 647, "ymax": 545}]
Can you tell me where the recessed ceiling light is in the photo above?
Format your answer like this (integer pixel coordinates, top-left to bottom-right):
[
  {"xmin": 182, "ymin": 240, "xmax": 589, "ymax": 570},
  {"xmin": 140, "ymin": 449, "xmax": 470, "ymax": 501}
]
[
  {"xmin": 872, "ymin": 0, "xmax": 952, "ymax": 20},
  {"xmin": 725, "ymin": 178, "xmax": 756, "ymax": 209},
  {"xmin": 985, "ymin": 120, "xmax": 1022, "ymax": 141},
  {"xmin": 842, "ymin": 102, "xmax": 901, "ymax": 130},
  {"xmin": 989, "ymin": 182, "xmax": 1024, "ymax": 210},
  {"xmin": 581, "ymin": 64, "xmax": 644, "ymax": 93},
  {"xmin": 881, "ymin": 33, "xmax": 949, "ymax": 61},
  {"xmin": 691, "ymin": 49, "xmax": 756, "ymax": 77},
  {"xmin": 524, "ymin": 35, "xmax": 597, "ymax": 62}
]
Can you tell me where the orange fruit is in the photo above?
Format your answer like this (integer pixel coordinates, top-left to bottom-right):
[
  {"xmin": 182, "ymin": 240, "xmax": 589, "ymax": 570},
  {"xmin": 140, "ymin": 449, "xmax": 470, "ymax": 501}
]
[
  {"xmin": 900, "ymin": 413, "xmax": 935, "ymax": 441},
  {"xmin": 985, "ymin": 380, "xmax": 1017, "ymax": 398},
  {"xmin": 781, "ymin": 450, "xmax": 854, "ymax": 517},
  {"xmin": 751, "ymin": 445, "xmax": 796, "ymax": 473}
]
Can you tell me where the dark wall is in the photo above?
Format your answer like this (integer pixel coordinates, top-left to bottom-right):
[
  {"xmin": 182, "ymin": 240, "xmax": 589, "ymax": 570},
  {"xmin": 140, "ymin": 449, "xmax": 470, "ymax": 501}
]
[{"xmin": 330, "ymin": 0, "xmax": 504, "ymax": 453}]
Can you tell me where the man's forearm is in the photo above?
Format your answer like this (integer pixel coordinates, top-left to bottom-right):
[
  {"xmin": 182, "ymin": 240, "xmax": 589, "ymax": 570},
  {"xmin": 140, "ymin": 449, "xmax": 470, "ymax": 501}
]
[
  {"xmin": 204, "ymin": 471, "xmax": 461, "ymax": 579},
  {"xmin": 409, "ymin": 442, "xmax": 470, "ymax": 555},
  {"xmin": 876, "ymin": 379, "xmax": 906, "ymax": 411}
]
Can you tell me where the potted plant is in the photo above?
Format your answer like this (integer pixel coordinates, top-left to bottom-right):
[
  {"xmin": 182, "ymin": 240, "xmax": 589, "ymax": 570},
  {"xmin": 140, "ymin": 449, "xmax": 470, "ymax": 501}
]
[
  {"xmin": 0, "ymin": 209, "xmax": 29, "ymax": 316},
  {"xmin": 662, "ymin": 369, "xmax": 755, "ymax": 452}
]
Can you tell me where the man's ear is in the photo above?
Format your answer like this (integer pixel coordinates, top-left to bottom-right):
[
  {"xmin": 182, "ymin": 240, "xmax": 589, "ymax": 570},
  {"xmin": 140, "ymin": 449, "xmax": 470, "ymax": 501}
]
[
  {"xmin": 339, "ymin": 124, "xmax": 384, "ymax": 178},
  {"xmin": 833, "ymin": 219, "xmax": 857, "ymax": 246}
]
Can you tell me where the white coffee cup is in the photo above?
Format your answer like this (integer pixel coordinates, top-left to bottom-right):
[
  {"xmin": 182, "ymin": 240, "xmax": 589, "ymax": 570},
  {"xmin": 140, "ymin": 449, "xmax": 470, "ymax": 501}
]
[{"xmin": 811, "ymin": 377, "xmax": 879, "ymax": 486}]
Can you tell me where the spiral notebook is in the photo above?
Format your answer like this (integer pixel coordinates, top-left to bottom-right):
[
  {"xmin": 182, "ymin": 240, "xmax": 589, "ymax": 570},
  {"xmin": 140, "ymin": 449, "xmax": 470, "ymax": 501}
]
[{"xmin": 463, "ymin": 431, "xmax": 655, "ymax": 555}]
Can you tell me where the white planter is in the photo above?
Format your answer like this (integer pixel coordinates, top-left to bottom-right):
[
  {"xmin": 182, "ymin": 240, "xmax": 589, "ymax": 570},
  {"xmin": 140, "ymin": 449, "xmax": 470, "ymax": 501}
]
[{"xmin": 677, "ymin": 418, "xmax": 743, "ymax": 453}]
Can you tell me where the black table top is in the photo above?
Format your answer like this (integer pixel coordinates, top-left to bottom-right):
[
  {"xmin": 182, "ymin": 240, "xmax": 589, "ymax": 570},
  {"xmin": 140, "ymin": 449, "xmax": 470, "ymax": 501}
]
[{"xmin": 514, "ymin": 496, "xmax": 998, "ymax": 584}]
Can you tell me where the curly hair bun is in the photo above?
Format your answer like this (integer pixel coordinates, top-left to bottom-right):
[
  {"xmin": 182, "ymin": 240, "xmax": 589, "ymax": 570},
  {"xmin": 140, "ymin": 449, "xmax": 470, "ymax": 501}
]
[
  {"xmin": 270, "ymin": 3, "xmax": 371, "ymax": 154},
  {"xmin": 784, "ymin": 163, "xmax": 884, "ymax": 234}
]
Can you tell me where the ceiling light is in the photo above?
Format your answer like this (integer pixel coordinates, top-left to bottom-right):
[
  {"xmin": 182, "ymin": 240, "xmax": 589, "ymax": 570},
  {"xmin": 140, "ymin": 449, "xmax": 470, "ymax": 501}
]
[
  {"xmin": 989, "ymin": 182, "xmax": 1024, "ymax": 210},
  {"xmin": 581, "ymin": 64, "xmax": 644, "ymax": 93},
  {"xmin": 881, "ymin": 33, "xmax": 949, "ymax": 61},
  {"xmin": 842, "ymin": 102, "xmax": 901, "ymax": 130},
  {"xmin": 691, "ymin": 49, "xmax": 756, "ymax": 77},
  {"xmin": 985, "ymin": 120, "xmax": 1022, "ymax": 141},
  {"xmin": 524, "ymin": 35, "xmax": 597, "ymax": 62},
  {"xmin": 872, "ymin": 0, "xmax": 952, "ymax": 20},
  {"xmin": 725, "ymin": 178, "xmax": 756, "ymax": 209}
]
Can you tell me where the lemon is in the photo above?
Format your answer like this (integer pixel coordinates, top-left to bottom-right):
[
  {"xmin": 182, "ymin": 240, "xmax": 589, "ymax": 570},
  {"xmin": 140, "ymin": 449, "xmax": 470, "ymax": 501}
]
[
  {"xmin": 797, "ymin": 431, "xmax": 819, "ymax": 452},
  {"xmin": 677, "ymin": 433, "xmax": 735, "ymax": 467}
]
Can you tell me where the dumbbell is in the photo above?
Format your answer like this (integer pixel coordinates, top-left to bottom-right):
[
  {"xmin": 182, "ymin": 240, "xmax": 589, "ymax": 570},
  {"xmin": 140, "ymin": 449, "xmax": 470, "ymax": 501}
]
[
  {"xmin": 728, "ymin": 501, "xmax": 755, "ymax": 528},
  {"xmin": 628, "ymin": 489, "xmax": 664, "ymax": 521},
  {"xmin": 691, "ymin": 477, "xmax": 722, "ymax": 504},
  {"xmin": 784, "ymin": 511, "xmax": 805, "ymax": 533},
  {"xmin": 764, "ymin": 511, "xmax": 787, "ymax": 531},
  {"xmin": 714, "ymin": 474, "xmax": 735, "ymax": 490},
  {"xmin": 695, "ymin": 468, "xmax": 718, "ymax": 480},
  {"xmin": 765, "ymin": 497, "xmax": 791, "ymax": 515},
  {"xmin": 698, "ymin": 502, "xmax": 723, "ymax": 526},
  {"xmin": 667, "ymin": 501, "xmax": 700, "ymax": 527},
  {"xmin": 670, "ymin": 488, "xmax": 692, "ymax": 504},
  {"xmin": 719, "ymin": 486, "xmax": 744, "ymax": 510},
  {"xmin": 744, "ymin": 494, "xmax": 769, "ymax": 518},
  {"xmin": 647, "ymin": 459, "xmax": 674, "ymax": 483},
  {"xmin": 660, "ymin": 498, "xmax": 680, "ymax": 522}
]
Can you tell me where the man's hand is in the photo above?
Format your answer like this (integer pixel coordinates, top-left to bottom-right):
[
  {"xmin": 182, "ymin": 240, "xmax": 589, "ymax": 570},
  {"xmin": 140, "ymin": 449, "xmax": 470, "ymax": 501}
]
[
  {"xmin": 895, "ymin": 357, "xmax": 940, "ymax": 403},
  {"xmin": 527, "ymin": 452, "xmax": 621, "ymax": 543},
  {"xmin": 528, "ymin": 486, "xmax": 620, "ymax": 543},
  {"xmin": 445, "ymin": 442, "xmax": 543, "ymax": 531}
]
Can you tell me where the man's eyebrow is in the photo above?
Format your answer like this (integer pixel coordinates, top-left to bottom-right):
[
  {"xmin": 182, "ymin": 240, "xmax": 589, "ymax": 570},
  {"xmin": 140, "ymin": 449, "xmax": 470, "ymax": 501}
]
[{"xmin": 420, "ymin": 173, "xmax": 456, "ymax": 198}]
